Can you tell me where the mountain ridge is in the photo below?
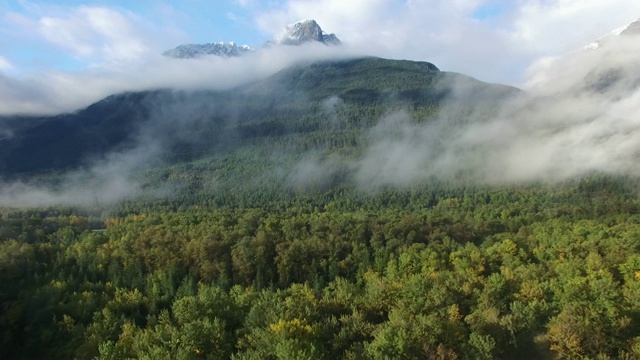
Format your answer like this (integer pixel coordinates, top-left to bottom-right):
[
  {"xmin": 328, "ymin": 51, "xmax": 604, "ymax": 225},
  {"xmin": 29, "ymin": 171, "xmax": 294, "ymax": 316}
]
[
  {"xmin": 0, "ymin": 57, "xmax": 518, "ymax": 179},
  {"xmin": 585, "ymin": 17, "xmax": 640, "ymax": 49},
  {"xmin": 163, "ymin": 19, "xmax": 340, "ymax": 58},
  {"xmin": 270, "ymin": 19, "xmax": 341, "ymax": 46},
  {"xmin": 163, "ymin": 41, "xmax": 253, "ymax": 59}
]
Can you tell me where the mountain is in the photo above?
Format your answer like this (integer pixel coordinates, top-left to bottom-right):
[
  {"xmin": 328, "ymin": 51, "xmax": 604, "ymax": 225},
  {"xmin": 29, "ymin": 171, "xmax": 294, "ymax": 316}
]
[
  {"xmin": 620, "ymin": 18, "xmax": 640, "ymax": 36},
  {"xmin": 580, "ymin": 18, "xmax": 640, "ymax": 93},
  {"xmin": 0, "ymin": 92, "xmax": 153, "ymax": 175},
  {"xmin": 585, "ymin": 18, "xmax": 640, "ymax": 49},
  {"xmin": 0, "ymin": 57, "xmax": 516, "ymax": 187},
  {"xmin": 163, "ymin": 20, "xmax": 339, "ymax": 58},
  {"xmin": 270, "ymin": 19, "xmax": 341, "ymax": 46},
  {"xmin": 163, "ymin": 41, "xmax": 253, "ymax": 59}
]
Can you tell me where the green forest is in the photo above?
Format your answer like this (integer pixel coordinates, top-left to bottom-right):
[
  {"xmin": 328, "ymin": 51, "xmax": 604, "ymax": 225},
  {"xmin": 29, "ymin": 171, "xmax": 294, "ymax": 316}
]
[
  {"xmin": 3, "ymin": 178, "xmax": 640, "ymax": 359},
  {"xmin": 2, "ymin": 58, "xmax": 640, "ymax": 359}
]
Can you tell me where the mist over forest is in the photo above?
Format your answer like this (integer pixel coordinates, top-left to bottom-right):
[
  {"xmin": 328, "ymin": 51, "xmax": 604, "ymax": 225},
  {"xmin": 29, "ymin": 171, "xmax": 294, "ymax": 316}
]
[
  {"xmin": 2, "ymin": 30, "xmax": 640, "ymax": 206},
  {"xmin": 2, "ymin": 12, "xmax": 640, "ymax": 360}
]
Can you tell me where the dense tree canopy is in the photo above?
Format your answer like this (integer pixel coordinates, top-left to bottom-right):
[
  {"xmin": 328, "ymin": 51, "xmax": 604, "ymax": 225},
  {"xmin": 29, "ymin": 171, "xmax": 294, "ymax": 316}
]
[{"xmin": 2, "ymin": 178, "xmax": 640, "ymax": 359}]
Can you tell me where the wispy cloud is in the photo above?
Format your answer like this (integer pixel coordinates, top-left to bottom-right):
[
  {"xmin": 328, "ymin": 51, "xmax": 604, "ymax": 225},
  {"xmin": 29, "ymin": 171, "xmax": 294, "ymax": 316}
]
[
  {"xmin": 0, "ymin": 143, "xmax": 161, "ymax": 208},
  {"xmin": 0, "ymin": 42, "xmax": 361, "ymax": 115},
  {"xmin": 0, "ymin": 56, "xmax": 12, "ymax": 71},
  {"xmin": 349, "ymin": 33, "xmax": 640, "ymax": 186},
  {"xmin": 37, "ymin": 6, "xmax": 150, "ymax": 66}
]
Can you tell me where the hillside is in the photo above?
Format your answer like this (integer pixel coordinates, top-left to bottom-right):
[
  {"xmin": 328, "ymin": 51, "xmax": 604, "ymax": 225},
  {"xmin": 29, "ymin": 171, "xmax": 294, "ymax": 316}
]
[
  {"xmin": 3, "ymin": 54, "xmax": 640, "ymax": 359},
  {"xmin": 0, "ymin": 57, "xmax": 517, "ymax": 200}
]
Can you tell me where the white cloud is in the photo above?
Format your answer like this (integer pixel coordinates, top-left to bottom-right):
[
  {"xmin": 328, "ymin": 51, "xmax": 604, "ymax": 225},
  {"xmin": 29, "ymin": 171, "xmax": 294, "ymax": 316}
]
[
  {"xmin": 352, "ymin": 32, "xmax": 640, "ymax": 186},
  {"xmin": 0, "ymin": 56, "xmax": 12, "ymax": 70},
  {"xmin": 0, "ymin": 142, "xmax": 162, "ymax": 208},
  {"xmin": 1, "ymin": 1, "xmax": 640, "ymax": 115},
  {"xmin": 37, "ymin": 6, "xmax": 150, "ymax": 66},
  {"xmin": 253, "ymin": 0, "xmax": 640, "ymax": 84},
  {"xmin": 511, "ymin": 0, "xmax": 640, "ymax": 54},
  {"xmin": 0, "ymin": 42, "xmax": 359, "ymax": 115}
]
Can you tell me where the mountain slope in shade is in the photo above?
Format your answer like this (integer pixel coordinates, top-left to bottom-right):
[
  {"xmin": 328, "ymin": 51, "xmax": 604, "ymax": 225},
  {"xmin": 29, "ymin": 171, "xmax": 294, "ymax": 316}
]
[
  {"xmin": 0, "ymin": 57, "xmax": 517, "ymax": 177},
  {"xmin": 163, "ymin": 42, "xmax": 253, "ymax": 59}
]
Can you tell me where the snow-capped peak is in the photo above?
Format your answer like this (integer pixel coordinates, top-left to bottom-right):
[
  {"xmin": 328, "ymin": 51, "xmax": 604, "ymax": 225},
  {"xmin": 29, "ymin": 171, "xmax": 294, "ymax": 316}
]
[
  {"xmin": 163, "ymin": 41, "xmax": 254, "ymax": 59},
  {"xmin": 163, "ymin": 19, "xmax": 341, "ymax": 59},
  {"xmin": 271, "ymin": 19, "xmax": 341, "ymax": 46},
  {"xmin": 585, "ymin": 18, "xmax": 640, "ymax": 50},
  {"xmin": 620, "ymin": 18, "xmax": 640, "ymax": 36}
]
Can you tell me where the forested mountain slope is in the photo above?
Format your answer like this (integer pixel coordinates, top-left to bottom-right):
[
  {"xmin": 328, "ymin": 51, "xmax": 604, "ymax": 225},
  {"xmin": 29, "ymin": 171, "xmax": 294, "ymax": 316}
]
[
  {"xmin": 3, "ymin": 55, "xmax": 640, "ymax": 360},
  {"xmin": 0, "ymin": 57, "xmax": 516, "ymax": 179}
]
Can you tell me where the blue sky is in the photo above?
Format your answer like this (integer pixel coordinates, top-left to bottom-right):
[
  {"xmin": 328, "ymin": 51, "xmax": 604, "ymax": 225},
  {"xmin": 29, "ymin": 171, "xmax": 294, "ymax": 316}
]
[
  {"xmin": 0, "ymin": 0, "xmax": 274, "ymax": 71},
  {"xmin": 472, "ymin": 2, "xmax": 503, "ymax": 20},
  {"xmin": 1, "ymin": 0, "xmax": 639, "ymax": 114}
]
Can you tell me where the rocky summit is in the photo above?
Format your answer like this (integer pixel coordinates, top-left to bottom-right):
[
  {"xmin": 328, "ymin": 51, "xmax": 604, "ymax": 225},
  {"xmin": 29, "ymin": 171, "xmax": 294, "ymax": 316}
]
[
  {"xmin": 163, "ymin": 20, "xmax": 340, "ymax": 58},
  {"xmin": 271, "ymin": 19, "xmax": 341, "ymax": 46},
  {"xmin": 162, "ymin": 41, "xmax": 253, "ymax": 59}
]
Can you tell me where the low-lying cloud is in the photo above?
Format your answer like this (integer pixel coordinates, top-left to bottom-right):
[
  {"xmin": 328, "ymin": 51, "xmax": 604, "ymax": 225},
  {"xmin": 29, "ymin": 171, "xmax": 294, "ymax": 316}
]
[
  {"xmin": 0, "ymin": 143, "xmax": 161, "ymax": 207},
  {"xmin": 0, "ymin": 43, "xmax": 360, "ymax": 116},
  {"xmin": 2, "ymin": 25, "xmax": 640, "ymax": 207},
  {"xmin": 348, "ymin": 34, "xmax": 640, "ymax": 187}
]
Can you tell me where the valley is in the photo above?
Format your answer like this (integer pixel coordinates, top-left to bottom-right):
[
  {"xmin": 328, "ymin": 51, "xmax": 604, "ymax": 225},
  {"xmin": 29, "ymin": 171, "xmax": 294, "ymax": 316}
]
[{"xmin": 2, "ymin": 15, "xmax": 640, "ymax": 359}]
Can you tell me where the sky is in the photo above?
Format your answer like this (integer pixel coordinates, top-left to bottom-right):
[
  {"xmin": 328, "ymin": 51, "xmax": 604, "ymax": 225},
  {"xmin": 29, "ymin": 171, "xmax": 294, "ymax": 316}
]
[{"xmin": 1, "ymin": 0, "xmax": 640, "ymax": 115}]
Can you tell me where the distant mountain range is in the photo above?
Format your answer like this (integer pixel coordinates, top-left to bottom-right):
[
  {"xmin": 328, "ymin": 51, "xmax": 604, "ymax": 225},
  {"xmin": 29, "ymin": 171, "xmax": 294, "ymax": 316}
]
[
  {"xmin": 163, "ymin": 19, "xmax": 340, "ymax": 59},
  {"xmin": 162, "ymin": 42, "xmax": 253, "ymax": 59}
]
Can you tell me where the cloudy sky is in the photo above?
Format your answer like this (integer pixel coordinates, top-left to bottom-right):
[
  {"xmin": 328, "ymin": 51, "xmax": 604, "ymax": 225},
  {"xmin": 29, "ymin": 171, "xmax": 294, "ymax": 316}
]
[{"xmin": 1, "ymin": 0, "xmax": 639, "ymax": 115}]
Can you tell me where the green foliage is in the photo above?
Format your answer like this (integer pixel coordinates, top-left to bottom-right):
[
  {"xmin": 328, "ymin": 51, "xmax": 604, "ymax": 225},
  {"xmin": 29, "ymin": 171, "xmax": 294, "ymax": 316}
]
[{"xmin": 2, "ymin": 179, "xmax": 640, "ymax": 359}]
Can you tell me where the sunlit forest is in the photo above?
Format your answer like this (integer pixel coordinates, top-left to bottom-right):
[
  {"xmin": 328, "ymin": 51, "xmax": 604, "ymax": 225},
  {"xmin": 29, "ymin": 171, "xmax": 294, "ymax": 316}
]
[{"xmin": 2, "ymin": 177, "xmax": 640, "ymax": 359}]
